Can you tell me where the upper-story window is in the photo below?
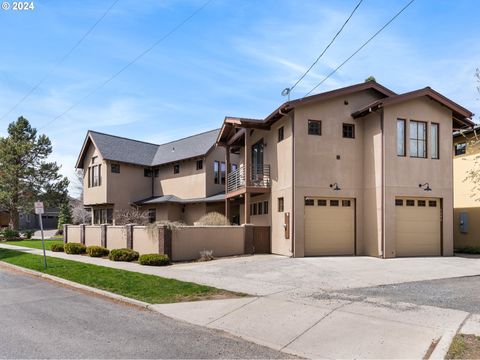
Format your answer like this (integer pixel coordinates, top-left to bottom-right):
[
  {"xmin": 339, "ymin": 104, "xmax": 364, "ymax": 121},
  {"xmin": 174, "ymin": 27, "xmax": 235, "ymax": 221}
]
[
  {"xmin": 409, "ymin": 120, "xmax": 427, "ymax": 158},
  {"xmin": 278, "ymin": 197, "xmax": 284, "ymax": 212},
  {"xmin": 111, "ymin": 163, "xmax": 120, "ymax": 173},
  {"xmin": 342, "ymin": 123, "xmax": 355, "ymax": 139},
  {"xmin": 196, "ymin": 160, "xmax": 203, "ymax": 170},
  {"xmin": 232, "ymin": 163, "xmax": 238, "ymax": 172},
  {"xmin": 455, "ymin": 142, "xmax": 466, "ymax": 156},
  {"xmin": 91, "ymin": 156, "xmax": 97, "ymax": 164},
  {"xmin": 278, "ymin": 126, "xmax": 284, "ymax": 142},
  {"xmin": 214, "ymin": 161, "xmax": 220, "ymax": 184},
  {"xmin": 308, "ymin": 120, "xmax": 321, "ymax": 136},
  {"xmin": 220, "ymin": 162, "xmax": 226, "ymax": 185},
  {"xmin": 173, "ymin": 164, "xmax": 180, "ymax": 174},
  {"xmin": 144, "ymin": 168, "xmax": 153, "ymax": 177},
  {"xmin": 89, "ymin": 164, "xmax": 101, "ymax": 187},
  {"xmin": 431, "ymin": 123, "xmax": 439, "ymax": 159},
  {"xmin": 397, "ymin": 118, "xmax": 406, "ymax": 156}
]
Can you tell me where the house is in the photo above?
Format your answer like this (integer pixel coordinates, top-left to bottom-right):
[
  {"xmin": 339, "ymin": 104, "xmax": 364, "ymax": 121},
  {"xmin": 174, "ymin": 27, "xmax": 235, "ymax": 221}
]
[
  {"xmin": 0, "ymin": 207, "xmax": 59, "ymax": 230},
  {"xmin": 75, "ymin": 129, "xmax": 238, "ymax": 225},
  {"xmin": 453, "ymin": 125, "xmax": 480, "ymax": 248},
  {"xmin": 217, "ymin": 81, "xmax": 474, "ymax": 258}
]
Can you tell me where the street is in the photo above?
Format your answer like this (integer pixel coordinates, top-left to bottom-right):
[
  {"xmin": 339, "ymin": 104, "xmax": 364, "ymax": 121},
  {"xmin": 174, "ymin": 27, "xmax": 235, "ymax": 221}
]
[{"xmin": 0, "ymin": 267, "xmax": 289, "ymax": 359}]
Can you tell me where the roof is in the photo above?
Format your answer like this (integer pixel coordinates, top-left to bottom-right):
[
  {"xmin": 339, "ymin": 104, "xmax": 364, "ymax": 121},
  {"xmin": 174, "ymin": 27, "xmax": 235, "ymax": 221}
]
[
  {"xmin": 134, "ymin": 192, "xmax": 225, "ymax": 205},
  {"xmin": 76, "ymin": 129, "xmax": 220, "ymax": 168},
  {"xmin": 454, "ymin": 124, "xmax": 480, "ymax": 138},
  {"xmin": 351, "ymin": 87, "xmax": 475, "ymax": 128},
  {"xmin": 217, "ymin": 81, "xmax": 396, "ymax": 144}
]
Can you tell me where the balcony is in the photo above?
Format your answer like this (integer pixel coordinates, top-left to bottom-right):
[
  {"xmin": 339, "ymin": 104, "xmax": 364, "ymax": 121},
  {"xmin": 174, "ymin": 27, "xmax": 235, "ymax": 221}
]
[{"xmin": 227, "ymin": 164, "xmax": 271, "ymax": 195}]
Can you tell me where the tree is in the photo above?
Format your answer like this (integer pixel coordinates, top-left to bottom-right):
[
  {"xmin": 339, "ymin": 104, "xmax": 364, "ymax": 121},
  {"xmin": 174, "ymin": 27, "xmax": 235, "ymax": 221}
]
[
  {"xmin": 57, "ymin": 202, "xmax": 72, "ymax": 230},
  {"xmin": 0, "ymin": 117, "xmax": 69, "ymax": 229},
  {"xmin": 365, "ymin": 76, "xmax": 376, "ymax": 82},
  {"xmin": 72, "ymin": 205, "xmax": 91, "ymax": 225}
]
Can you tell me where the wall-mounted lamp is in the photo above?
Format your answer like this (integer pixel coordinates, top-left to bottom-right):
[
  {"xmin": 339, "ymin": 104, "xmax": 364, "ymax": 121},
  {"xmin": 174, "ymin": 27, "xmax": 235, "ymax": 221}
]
[
  {"xmin": 330, "ymin": 183, "xmax": 341, "ymax": 191},
  {"xmin": 419, "ymin": 183, "xmax": 432, "ymax": 191}
]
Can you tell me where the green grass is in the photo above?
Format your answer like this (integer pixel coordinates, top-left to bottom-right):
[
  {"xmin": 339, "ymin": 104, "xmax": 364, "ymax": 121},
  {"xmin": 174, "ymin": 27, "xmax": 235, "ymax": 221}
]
[
  {"xmin": 0, "ymin": 248, "xmax": 240, "ymax": 304},
  {"xmin": 446, "ymin": 334, "xmax": 480, "ymax": 359},
  {"xmin": 3, "ymin": 239, "xmax": 64, "ymax": 251}
]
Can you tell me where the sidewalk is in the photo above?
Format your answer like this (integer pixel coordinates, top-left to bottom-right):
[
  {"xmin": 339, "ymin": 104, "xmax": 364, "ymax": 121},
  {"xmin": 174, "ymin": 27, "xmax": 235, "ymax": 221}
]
[{"xmin": 0, "ymin": 243, "xmax": 471, "ymax": 359}]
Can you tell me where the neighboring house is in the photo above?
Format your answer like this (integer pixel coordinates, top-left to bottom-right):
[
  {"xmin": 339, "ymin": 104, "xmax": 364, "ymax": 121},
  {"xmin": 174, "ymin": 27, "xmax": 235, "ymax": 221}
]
[
  {"xmin": 217, "ymin": 81, "xmax": 474, "ymax": 258},
  {"xmin": 75, "ymin": 129, "xmax": 238, "ymax": 225},
  {"xmin": 0, "ymin": 207, "xmax": 59, "ymax": 230},
  {"xmin": 0, "ymin": 208, "xmax": 9, "ymax": 228},
  {"xmin": 453, "ymin": 125, "xmax": 480, "ymax": 248}
]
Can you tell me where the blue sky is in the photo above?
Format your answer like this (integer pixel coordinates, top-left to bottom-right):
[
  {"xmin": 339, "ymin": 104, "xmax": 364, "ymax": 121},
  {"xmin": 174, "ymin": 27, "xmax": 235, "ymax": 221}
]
[{"xmin": 0, "ymin": 0, "xmax": 479, "ymax": 194}]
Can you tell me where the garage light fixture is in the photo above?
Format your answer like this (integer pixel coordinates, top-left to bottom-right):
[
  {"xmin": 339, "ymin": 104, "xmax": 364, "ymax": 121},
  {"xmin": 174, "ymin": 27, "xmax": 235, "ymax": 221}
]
[
  {"xmin": 418, "ymin": 183, "xmax": 432, "ymax": 191},
  {"xmin": 329, "ymin": 183, "xmax": 341, "ymax": 191}
]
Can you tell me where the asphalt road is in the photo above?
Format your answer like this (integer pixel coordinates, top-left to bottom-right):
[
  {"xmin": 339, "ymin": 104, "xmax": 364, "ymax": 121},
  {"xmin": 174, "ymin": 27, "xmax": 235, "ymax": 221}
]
[
  {"xmin": 0, "ymin": 267, "xmax": 290, "ymax": 359},
  {"xmin": 343, "ymin": 275, "xmax": 480, "ymax": 313}
]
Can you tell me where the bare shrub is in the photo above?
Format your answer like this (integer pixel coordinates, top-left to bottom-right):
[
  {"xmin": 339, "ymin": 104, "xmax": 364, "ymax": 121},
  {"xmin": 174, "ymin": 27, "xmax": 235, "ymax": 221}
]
[
  {"xmin": 196, "ymin": 212, "xmax": 230, "ymax": 226},
  {"xmin": 145, "ymin": 220, "xmax": 185, "ymax": 239},
  {"xmin": 72, "ymin": 206, "xmax": 91, "ymax": 225},
  {"xmin": 198, "ymin": 249, "xmax": 214, "ymax": 262},
  {"xmin": 114, "ymin": 209, "xmax": 149, "ymax": 225}
]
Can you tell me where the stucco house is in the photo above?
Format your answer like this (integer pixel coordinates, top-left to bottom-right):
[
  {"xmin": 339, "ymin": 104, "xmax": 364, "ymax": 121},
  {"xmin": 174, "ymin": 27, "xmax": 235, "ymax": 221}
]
[
  {"xmin": 75, "ymin": 129, "xmax": 238, "ymax": 225},
  {"xmin": 217, "ymin": 81, "xmax": 474, "ymax": 258},
  {"xmin": 453, "ymin": 125, "xmax": 480, "ymax": 248}
]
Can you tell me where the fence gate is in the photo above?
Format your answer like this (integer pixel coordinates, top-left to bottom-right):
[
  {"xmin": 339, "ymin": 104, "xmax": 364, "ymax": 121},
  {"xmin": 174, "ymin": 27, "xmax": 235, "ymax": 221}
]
[{"xmin": 252, "ymin": 226, "xmax": 271, "ymax": 254}]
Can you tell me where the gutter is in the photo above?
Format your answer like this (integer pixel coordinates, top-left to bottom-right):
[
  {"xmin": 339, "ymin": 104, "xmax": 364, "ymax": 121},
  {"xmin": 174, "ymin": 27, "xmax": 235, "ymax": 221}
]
[{"xmin": 381, "ymin": 109, "xmax": 386, "ymax": 258}]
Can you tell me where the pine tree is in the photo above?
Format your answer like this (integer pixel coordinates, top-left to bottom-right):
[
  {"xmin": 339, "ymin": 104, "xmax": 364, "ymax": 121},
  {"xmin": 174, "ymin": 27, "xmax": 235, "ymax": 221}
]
[{"xmin": 57, "ymin": 202, "xmax": 73, "ymax": 230}]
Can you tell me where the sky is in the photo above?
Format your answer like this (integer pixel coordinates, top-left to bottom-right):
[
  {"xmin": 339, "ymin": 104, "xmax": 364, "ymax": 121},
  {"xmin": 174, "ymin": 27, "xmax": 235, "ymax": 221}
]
[{"xmin": 0, "ymin": 0, "xmax": 479, "ymax": 195}]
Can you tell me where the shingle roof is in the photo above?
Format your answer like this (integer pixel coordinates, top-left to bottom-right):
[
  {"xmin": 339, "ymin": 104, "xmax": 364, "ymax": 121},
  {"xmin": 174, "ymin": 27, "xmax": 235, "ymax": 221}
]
[
  {"xmin": 77, "ymin": 129, "xmax": 220, "ymax": 168},
  {"xmin": 134, "ymin": 192, "xmax": 225, "ymax": 205}
]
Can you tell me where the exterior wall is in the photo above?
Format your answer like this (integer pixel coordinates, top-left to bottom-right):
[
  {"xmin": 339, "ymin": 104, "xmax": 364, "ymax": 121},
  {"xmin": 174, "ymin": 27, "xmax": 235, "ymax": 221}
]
[
  {"xmin": 293, "ymin": 90, "xmax": 385, "ymax": 257},
  {"xmin": 132, "ymin": 226, "xmax": 158, "ymax": 255},
  {"xmin": 184, "ymin": 203, "xmax": 206, "ymax": 224},
  {"xmin": 84, "ymin": 226, "xmax": 102, "ymax": 247},
  {"xmin": 383, "ymin": 97, "xmax": 454, "ymax": 256},
  {"xmin": 171, "ymin": 226, "xmax": 244, "ymax": 261},
  {"xmin": 206, "ymin": 146, "xmax": 237, "ymax": 196},
  {"xmin": 453, "ymin": 134, "xmax": 480, "ymax": 247},
  {"xmin": 83, "ymin": 143, "xmax": 108, "ymax": 206},
  {"xmin": 67, "ymin": 225, "xmax": 81, "ymax": 243},
  {"xmin": 106, "ymin": 226, "xmax": 127, "ymax": 249}
]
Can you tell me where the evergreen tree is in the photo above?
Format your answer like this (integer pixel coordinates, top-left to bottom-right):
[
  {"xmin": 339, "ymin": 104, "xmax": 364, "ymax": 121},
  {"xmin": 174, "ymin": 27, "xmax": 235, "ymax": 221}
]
[{"xmin": 57, "ymin": 202, "xmax": 73, "ymax": 230}]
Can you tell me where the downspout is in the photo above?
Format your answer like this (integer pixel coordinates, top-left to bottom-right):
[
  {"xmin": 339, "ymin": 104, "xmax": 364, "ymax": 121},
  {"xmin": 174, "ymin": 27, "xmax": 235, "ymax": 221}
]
[{"xmin": 380, "ymin": 109, "xmax": 386, "ymax": 258}]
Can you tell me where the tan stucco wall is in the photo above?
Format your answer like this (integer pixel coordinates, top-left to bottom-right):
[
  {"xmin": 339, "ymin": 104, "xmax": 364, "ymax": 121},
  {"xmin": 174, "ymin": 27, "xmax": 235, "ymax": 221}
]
[
  {"xmin": 171, "ymin": 226, "xmax": 244, "ymax": 261},
  {"xmin": 383, "ymin": 97, "xmax": 454, "ymax": 257},
  {"xmin": 84, "ymin": 226, "xmax": 102, "ymax": 247},
  {"xmin": 82, "ymin": 144, "xmax": 108, "ymax": 206},
  {"xmin": 106, "ymin": 226, "xmax": 127, "ymax": 249},
  {"xmin": 132, "ymin": 226, "xmax": 159, "ymax": 255},
  {"xmin": 67, "ymin": 225, "xmax": 81, "ymax": 243}
]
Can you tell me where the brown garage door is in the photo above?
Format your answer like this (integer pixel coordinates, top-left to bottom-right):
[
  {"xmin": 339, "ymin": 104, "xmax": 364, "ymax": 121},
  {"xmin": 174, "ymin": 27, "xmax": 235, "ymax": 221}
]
[
  {"xmin": 395, "ymin": 197, "xmax": 441, "ymax": 257},
  {"xmin": 304, "ymin": 198, "xmax": 355, "ymax": 256}
]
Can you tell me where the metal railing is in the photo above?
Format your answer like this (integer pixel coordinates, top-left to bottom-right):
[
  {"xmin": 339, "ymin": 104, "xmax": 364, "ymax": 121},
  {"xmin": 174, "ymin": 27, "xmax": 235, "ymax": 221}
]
[{"xmin": 227, "ymin": 164, "xmax": 271, "ymax": 193}]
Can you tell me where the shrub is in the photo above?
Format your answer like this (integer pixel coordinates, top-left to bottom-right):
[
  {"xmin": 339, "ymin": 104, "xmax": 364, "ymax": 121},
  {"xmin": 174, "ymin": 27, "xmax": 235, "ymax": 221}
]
[
  {"xmin": 64, "ymin": 242, "xmax": 86, "ymax": 254},
  {"xmin": 50, "ymin": 244, "xmax": 64, "ymax": 252},
  {"xmin": 86, "ymin": 245, "xmax": 109, "ymax": 257},
  {"xmin": 109, "ymin": 248, "xmax": 139, "ymax": 262},
  {"xmin": 455, "ymin": 247, "xmax": 480, "ymax": 254},
  {"xmin": 198, "ymin": 249, "xmax": 214, "ymax": 262},
  {"xmin": 22, "ymin": 229, "xmax": 34, "ymax": 239},
  {"xmin": 196, "ymin": 212, "xmax": 230, "ymax": 226},
  {"xmin": 139, "ymin": 254, "xmax": 170, "ymax": 266},
  {"xmin": 2, "ymin": 229, "xmax": 20, "ymax": 240}
]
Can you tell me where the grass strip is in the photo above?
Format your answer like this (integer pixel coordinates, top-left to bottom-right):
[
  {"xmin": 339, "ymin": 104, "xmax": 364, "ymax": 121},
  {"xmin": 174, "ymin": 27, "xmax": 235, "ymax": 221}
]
[
  {"xmin": 446, "ymin": 334, "xmax": 480, "ymax": 359},
  {"xmin": 3, "ymin": 239, "xmax": 64, "ymax": 250},
  {"xmin": 0, "ymin": 248, "xmax": 240, "ymax": 304}
]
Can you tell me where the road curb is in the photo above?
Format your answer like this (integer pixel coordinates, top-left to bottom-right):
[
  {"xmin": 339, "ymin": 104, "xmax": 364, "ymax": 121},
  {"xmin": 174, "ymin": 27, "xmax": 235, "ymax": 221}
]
[{"xmin": 0, "ymin": 261, "xmax": 151, "ymax": 309}]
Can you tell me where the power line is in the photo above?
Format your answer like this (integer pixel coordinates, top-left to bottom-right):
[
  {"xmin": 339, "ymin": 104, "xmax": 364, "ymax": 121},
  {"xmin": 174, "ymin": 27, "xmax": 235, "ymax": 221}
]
[
  {"xmin": 303, "ymin": 0, "xmax": 415, "ymax": 98},
  {"xmin": 0, "ymin": 0, "xmax": 121, "ymax": 122},
  {"xmin": 282, "ymin": 0, "xmax": 364, "ymax": 98},
  {"xmin": 38, "ymin": 0, "xmax": 213, "ymax": 131}
]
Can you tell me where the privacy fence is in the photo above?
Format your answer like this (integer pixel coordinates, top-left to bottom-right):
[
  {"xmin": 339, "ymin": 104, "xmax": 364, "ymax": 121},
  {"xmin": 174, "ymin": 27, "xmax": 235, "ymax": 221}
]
[{"xmin": 64, "ymin": 224, "xmax": 270, "ymax": 262}]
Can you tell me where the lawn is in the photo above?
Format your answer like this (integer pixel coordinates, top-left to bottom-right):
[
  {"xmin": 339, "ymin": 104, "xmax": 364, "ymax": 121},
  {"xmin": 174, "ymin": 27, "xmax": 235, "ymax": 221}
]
[
  {"xmin": 447, "ymin": 334, "xmax": 480, "ymax": 359},
  {"xmin": 0, "ymin": 248, "xmax": 240, "ymax": 304},
  {"xmin": 3, "ymin": 239, "xmax": 64, "ymax": 251}
]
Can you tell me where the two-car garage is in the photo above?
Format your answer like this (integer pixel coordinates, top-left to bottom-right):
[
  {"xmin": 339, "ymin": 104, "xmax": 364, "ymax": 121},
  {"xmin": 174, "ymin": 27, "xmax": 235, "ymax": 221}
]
[{"xmin": 303, "ymin": 196, "xmax": 442, "ymax": 257}]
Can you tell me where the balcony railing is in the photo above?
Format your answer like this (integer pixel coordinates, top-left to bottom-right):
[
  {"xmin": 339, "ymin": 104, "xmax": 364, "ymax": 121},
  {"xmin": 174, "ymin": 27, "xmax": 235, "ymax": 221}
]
[{"xmin": 227, "ymin": 164, "xmax": 271, "ymax": 193}]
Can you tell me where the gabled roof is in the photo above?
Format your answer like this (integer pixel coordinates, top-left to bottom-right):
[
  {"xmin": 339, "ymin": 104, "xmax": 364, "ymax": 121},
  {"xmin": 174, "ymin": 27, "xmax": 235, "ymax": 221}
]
[
  {"xmin": 75, "ymin": 129, "xmax": 220, "ymax": 168},
  {"xmin": 217, "ymin": 81, "xmax": 396, "ymax": 144},
  {"xmin": 351, "ymin": 87, "xmax": 475, "ymax": 128}
]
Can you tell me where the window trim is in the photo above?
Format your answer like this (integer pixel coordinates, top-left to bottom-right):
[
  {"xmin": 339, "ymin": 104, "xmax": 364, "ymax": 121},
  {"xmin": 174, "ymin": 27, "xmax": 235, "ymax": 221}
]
[
  {"xmin": 454, "ymin": 142, "xmax": 466, "ymax": 156},
  {"xmin": 111, "ymin": 163, "xmax": 120, "ymax": 174},
  {"xmin": 342, "ymin": 123, "xmax": 355, "ymax": 139},
  {"xmin": 307, "ymin": 119, "xmax": 322, "ymax": 136},
  {"xmin": 278, "ymin": 197, "xmax": 284, "ymax": 212},
  {"xmin": 431, "ymin": 122, "xmax": 439, "ymax": 159},
  {"xmin": 397, "ymin": 118, "xmax": 406, "ymax": 157},
  {"xmin": 409, "ymin": 120, "xmax": 428, "ymax": 158}
]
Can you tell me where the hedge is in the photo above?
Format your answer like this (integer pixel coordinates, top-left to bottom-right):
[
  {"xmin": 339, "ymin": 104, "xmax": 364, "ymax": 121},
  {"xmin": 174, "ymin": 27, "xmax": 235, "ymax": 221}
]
[
  {"xmin": 50, "ymin": 244, "xmax": 64, "ymax": 252},
  {"xmin": 86, "ymin": 246, "xmax": 109, "ymax": 258},
  {"xmin": 64, "ymin": 242, "xmax": 86, "ymax": 255},
  {"xmin": 139, "ymin": 254, "xmax": 170, "ymax": 266},
  {"xmin": 109, "ymin": 248, "xmax": 139, "ymax": 262}
]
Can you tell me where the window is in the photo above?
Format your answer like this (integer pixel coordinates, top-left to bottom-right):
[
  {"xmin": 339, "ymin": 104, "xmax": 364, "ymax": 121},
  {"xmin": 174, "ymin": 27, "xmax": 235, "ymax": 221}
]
[
  {"xmin": 214, "ymin": 161, "xmax": 220, "ymax": 184},
  {"xmin": 253, "ymin": 203, "xmax": 257, "ymax": 215},
  {"xmin": 429, "ymin": 200, "xmax": 437, "ymax": 207},
  {"xmin": 196, "ymin": 160, "xmax": 203, "ymax": 170},
  {"xmin": 111, "ymin": 163, "xmax": 120, "ymax": 173},
  {"xmin": 263, "ymin": 201, "xmax": 269, "ymax": 214},
  {"xmin": 278, "ymin": 126, "xmax": 284, "ymax": 142},
  {"xmin": 221, "ymin": 162, "xmax": 226, "ymax": 185},
  {"xmin": 232, "ymin": 163, "xmax": 238, "ymax": 172},
  {"xmin": 395, "ymin": 199, "xmax": 403, "ymax": 206},
  {"xmin": 342, "ymin": 200, "xmax": 351, "ymax": 207},
  {"xmin": 305, "ymin": 198, "xmax": 314, "ymax": 206},
  {"xmin": 91, "ymin": 156, "xmax": 97, "ymax": 164},
  {"xmin": 406, "ymin": 199, "xmax": 415, "ymax": 206},
  {"xmin": 93, "ymin": 209, "xmax": 113, "ymax": 225},
  {"xmin": 318, "ymin": 199, "xmax": 327, "ymax": 206},
  {"xmin": 278, "ymin": 197, "xmax": 284, "ymax": 212},
  {"xmin": 410, "ymin": 120, "xmax": 427, "ymax": 158},
  {"xmin": 308, "ymin": 120, "xmax": 321, "ymax": 136},
  {"xmin": 330, "ymin": 200, "xmax": 339, "ymax": 206},
  {"xmin": 455, "ymin": 142, "xmax": 466, "ymax": 156},
  {"xmin": 431, "ymin": 123, "xmax": 439, "ymax": 159},
  {"xmin": 342, "ymin": 123, "xmax": 355, "ymax": 139},
  {"xmin": 173, "ymin": 164, "xmax": 180, "ymax": 174},
  {"xmin": 144, "ymin": 168, "xmax": 153, "ymax": 177},
  {"xmin": 418, "ymin": 200, "xmax": 426, "ymax": 207},
  {"xmin": 397, "ymin": 119, "xmax": 406, "ymax": 156},
  {"xmin": 90, "ymin": 165, "xmax": 101, "ymax": 187},
  {"xmin": 154, "ymin": 169, "xmax": 159, "ymax": 177},
  {"xmin": 148, "ymin": 209, "xmax": 156, "ymax": 224},
  {"xmin": 258, "ymin": 202, "xmax": 263, "ymax": 214}
]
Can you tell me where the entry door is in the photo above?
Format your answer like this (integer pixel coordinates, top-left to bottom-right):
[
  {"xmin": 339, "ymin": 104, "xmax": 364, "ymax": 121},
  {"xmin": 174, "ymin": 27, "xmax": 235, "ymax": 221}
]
[
  {"xmin": 304, "ymin": 198, "xmax": 355, "ymax": 256},
  {"xmin": 395, "ymin": 197, "xmax": 441, "ymax": 256}
]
